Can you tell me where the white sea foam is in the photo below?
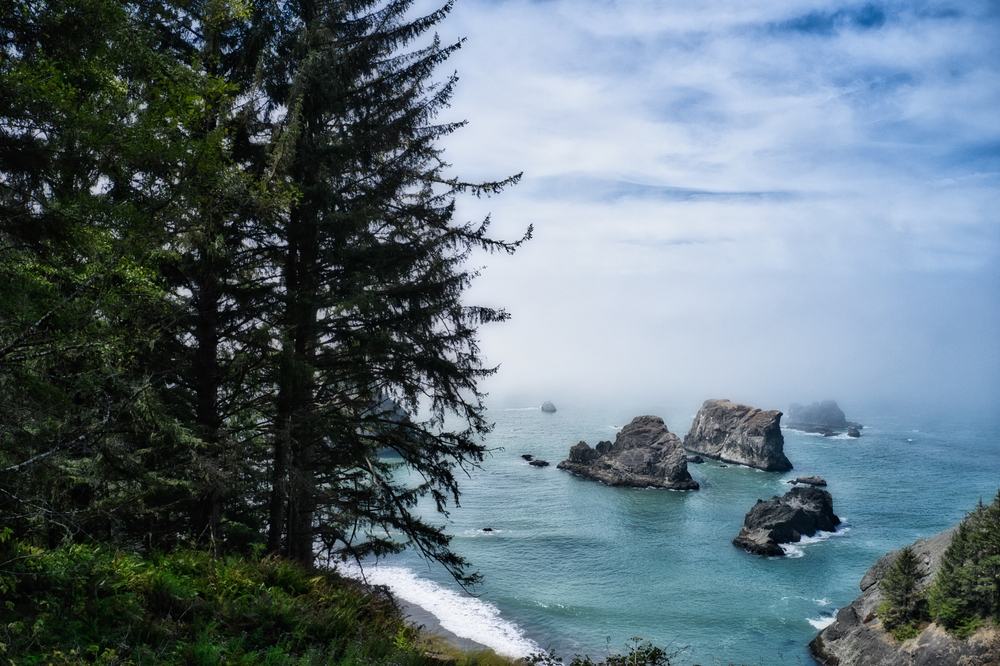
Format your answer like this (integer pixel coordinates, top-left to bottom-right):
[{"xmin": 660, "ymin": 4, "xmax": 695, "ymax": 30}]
[
  {"xmin": 779, "ymin": 526, "xmax": 850, "ymax": 558},
  {"xmin": 336, "ymin": 563, "xmax": 540, "ymax": 658},
  {"xmin": 807, "ymin": 616, "xmax": 836, "ymax": 630}
]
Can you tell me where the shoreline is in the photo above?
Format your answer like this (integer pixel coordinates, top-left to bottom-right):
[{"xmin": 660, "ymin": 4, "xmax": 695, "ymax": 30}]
[{"xmin": 399, "ymin": 599, "xmax": 498, "ymax": 655}]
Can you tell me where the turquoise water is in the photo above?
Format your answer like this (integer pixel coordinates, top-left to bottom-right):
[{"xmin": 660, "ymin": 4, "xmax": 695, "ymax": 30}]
[{"xmin": 341, "ymin": 397, "xmax": 1000, "ymax": 665}]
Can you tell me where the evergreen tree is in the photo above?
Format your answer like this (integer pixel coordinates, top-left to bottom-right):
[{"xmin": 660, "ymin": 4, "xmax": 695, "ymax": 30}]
[
  {"xmin": 257, "ymin": 0, "xmax": 527, "ymax": 581},
  {"xmin": 0, "ymin": 0, "xmax": 278, "ymax": 551},
  {"xmin": 139, "ymin": 0, "xmax": 290, "ymax": 552},
  {"xmin": 928, "ymin": 491, "xmax": 1000, "ymax": 636},
  {"xmin": 0, "ymin": 0, "xmax": 190, "ymax": 544},
  {"xmin": 879, "ymin": 545, "xmax": 926, "ymax": 638}
]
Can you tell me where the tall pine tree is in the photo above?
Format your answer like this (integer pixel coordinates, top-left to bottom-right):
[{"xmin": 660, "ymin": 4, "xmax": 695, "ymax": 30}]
[{"xmin": 258, "ymin": 0, "xmax": 527, "ymax": 581}]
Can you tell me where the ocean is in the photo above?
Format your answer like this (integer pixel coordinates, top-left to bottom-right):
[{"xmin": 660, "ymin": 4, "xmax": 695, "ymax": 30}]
[{"xmin": 336, "ymin": 397, "xmax": 1000, "ymax": 665}]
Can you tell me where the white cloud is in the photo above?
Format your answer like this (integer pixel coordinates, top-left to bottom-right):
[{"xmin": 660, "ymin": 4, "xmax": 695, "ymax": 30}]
[{"xmin": 423, "ymin": 0, "xmax": 1000, "ymax": 409}]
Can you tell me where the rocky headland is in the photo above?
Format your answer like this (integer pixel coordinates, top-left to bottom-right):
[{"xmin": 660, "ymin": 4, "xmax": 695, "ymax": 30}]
[
  {"xmin": 786, "ymin": 400, "xmax": 862, "ymax": 436},
  {"xmin": 683, "ymin": 399, "xmax": 792, "ymax": 472},
  {"xmin": 733, "ymin": 486, "xmax": 840, "ymax": 556},
  {"xmin": 809, "ymin": 527, "xmax": 999, "ymax": 666},
  {"xmin": 556, "ymin": 415, "xmax": 699, "ymax": 490}
]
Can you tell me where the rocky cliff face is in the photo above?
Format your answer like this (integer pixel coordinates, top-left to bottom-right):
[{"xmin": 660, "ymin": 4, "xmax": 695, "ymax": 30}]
[
  {"xmin": 733, "ymin": 486, "xmax": 840, "ymax": 556},
  {"xmin": 556, "ymin": 415, "xmax": 699, "ymax": 490},
  {"xmin": 683, "ymin": 399, "xmax": 792, "ymax": 472},
  {"xmin": 810, "ymin": 527, "xmax": 999, "ymax": 666}
]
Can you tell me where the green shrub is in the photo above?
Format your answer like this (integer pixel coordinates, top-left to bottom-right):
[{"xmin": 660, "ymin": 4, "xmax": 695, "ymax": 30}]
[{"xmin": 0, "ymin": 541, "xmax": 432, "ymax": 666}]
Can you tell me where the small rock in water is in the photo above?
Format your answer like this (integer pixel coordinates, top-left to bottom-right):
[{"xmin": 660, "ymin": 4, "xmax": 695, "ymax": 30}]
[
  {"xmin": 541, "ymin": 401, "xmax": 557, "ymax": 413},
  {"xmin": 686, "ymin": 455, "xmax": 705, "ymax": 464},
  {"xmin": 790, "ymin": 475, "xmax": 827, "ymax": 487},
  {"xmin": 482, "ymin": 527, "xmax": 494, "ymax": 532},
  {"xmin": 848, "ymin": 428, "xmax": 861, "ymax": 438},
  {"xmin": 529, "ymin": 459, "xmax": 550, "ymax": 467},
  {"xmin": 521, "ymin": 454, "xmax": 534, "ymax": 461}
]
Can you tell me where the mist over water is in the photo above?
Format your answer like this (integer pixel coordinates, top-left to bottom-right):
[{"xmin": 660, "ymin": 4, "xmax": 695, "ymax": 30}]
[{"xmin": 342, "ymin": 396, "xmax": 1000, "ymax": 665}]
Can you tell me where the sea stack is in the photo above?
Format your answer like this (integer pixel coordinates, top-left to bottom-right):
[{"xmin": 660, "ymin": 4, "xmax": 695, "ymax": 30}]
[
  {"xmin": 556, "ymin": 415, "xmax": 699, "ymax": 490},
  {"xmin": 683, "ymin": 399, "xmax": 792, "ymax": 472},
  {"xmin": 733, "ymin": 486, "xmax": 840, "ymax": 556},
  {"xmin": 786, "ymin": 400, "xmax": 862, "ymax": 435},
  {"xmin": 541, "ymin": 401, "xmax": 557, "ymax": 413}
]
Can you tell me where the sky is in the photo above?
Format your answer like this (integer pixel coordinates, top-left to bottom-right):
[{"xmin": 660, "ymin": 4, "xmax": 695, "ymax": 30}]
[{"xmin": 423, "ymin": 0, "xmax": 1000, "ymax": 414}]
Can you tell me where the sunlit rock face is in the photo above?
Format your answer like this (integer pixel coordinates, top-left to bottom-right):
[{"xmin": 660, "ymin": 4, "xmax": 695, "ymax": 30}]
[
  {"xmin": 683, "ymin": 399, "xmax": 792, "ymax": 472},
  {"xmin": 557, "ymin": 415, "xmax": 698, "ymax": 490}
]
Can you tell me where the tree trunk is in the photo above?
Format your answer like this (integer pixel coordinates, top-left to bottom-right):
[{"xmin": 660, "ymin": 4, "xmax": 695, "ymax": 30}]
[
  {"xmin": 192, "ymin": 264, "xmax": 222, "ymax": 548},
  {"xmin": 271, "ymin": 204, "xmax": 318, "ymax": 566}
]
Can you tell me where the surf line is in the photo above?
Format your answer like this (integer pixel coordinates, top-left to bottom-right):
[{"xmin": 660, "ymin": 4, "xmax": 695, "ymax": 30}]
[{"xmin": 336, "ymin": 562, "xmax": 541, "ymax": 658}]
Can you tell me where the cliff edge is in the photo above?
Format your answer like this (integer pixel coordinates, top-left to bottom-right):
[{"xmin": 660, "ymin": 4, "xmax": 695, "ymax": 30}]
[{"xmin": 809, "ymin": 527, "xmax": 999, "ymax": 666}]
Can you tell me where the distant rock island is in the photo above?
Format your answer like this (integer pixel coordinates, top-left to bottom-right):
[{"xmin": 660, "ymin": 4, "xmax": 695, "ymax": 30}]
[
  {"xmin": 733, "ymin": 486, "xmax": 841, "ymax": 556},
  {"xmin": 683, "ymin": 399, "xmax": 793, "ymax": 472},
  {"xmin": 556, "ymin": 415, "xmax": 699, "ymax": 490},
  {"xmin": 786, "ymin": 400, "xmax": 862, "ymax": 436},
  {"xmin": 541, "ymin": 401, "xmax": 557, "ymax": 413}
]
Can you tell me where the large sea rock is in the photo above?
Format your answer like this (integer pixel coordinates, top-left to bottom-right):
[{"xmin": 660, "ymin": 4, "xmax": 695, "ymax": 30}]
[
  {"xmin": 786, "ymin": 400, "xmax": 862, "ymax": 435},
  {"xmin": 683, "ymin": 399, "xmax": 792, "ymax": 472},
  {"xmin": 809, "ymin": 527, "xmax": 1000, "ymax": 665},
  {"xmin": 556, "ymin": 415, "xmax": 699, "ymax": 490},
  {"xmin": 733, "ymin": 486, "xmax": 840, "ymax": 556}
]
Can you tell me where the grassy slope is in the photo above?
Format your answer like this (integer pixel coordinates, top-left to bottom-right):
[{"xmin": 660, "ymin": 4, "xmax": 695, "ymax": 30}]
[{"xmin": 0, "ymin": 540, "xmax": 510, "ymax": 666}]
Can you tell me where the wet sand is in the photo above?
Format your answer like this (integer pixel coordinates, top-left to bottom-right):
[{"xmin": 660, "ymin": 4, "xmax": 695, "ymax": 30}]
[{"xmin": 400, "ymin": 600, "xmax": 496, "ymax": 655}]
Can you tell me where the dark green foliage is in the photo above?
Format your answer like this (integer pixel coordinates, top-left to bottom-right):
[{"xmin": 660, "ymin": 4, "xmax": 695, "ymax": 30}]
[
  {"xmin": 878, "ymin": 545, "xmax": 927, "ymax": 640},
  {"xmin": 1, "ymin": 0, "xmax": 525, "ymax": 585},
  {"xmin": 927, "ymin": 491, "xmax": 1000, "ymax": 637},
  {"xmin": 0, "ymin": 0, "xmax": 200, "ymax": 548}
]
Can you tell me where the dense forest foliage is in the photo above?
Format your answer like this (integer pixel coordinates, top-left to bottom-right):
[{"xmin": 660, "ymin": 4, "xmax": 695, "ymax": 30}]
[
  {"xmin": 879, "ymin": 492, "xmax": 1000, "ymax": 640},
  {"xmin": 0, "ymin": 0, "xmax": 528, "ymax": 586}
]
